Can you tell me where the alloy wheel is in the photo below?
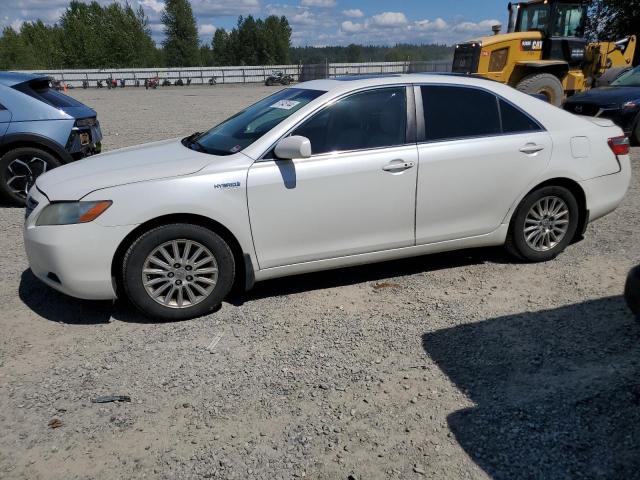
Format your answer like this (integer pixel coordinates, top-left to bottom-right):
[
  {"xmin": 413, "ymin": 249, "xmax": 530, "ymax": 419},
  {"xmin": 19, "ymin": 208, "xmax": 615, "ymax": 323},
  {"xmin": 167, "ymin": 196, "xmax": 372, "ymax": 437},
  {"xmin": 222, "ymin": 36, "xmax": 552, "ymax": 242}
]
[
  {"xmin": 5, "ymin": 156, "xmax": 48, "ymax": 199},
  {"xmin": 523, "ymin": 196, "xmax": 570, "ymax": 252},
  {"xmin": 142, "ymin": 239, "xmax": 219, "ymax": 309}
]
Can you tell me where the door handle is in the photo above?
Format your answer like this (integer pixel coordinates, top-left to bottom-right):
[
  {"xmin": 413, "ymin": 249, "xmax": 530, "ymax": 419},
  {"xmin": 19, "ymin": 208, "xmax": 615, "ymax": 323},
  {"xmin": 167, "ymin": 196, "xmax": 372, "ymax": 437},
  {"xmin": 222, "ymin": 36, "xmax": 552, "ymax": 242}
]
[
  {"xmin": 382, "ymin": 161, "xmax": 415, "ymax": 172},
  {"xmin": 519, "ymin": 144, "xmax": 545, "ymax": 155}
]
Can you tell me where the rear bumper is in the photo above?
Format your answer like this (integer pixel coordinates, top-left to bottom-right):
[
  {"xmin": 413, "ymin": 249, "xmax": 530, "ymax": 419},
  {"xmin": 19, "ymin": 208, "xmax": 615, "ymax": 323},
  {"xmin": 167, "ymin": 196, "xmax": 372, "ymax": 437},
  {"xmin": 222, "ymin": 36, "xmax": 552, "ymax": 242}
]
[{"xmin": 580, "ymin": 154, "xmax": 632, "ymax": 223}]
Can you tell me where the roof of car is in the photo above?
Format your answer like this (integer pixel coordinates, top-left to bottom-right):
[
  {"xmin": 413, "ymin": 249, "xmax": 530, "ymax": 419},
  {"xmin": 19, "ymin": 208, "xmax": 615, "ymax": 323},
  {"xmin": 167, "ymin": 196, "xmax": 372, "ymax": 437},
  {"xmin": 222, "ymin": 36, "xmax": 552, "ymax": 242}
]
[
  {"xmin": 0, "ymin": 71, "xmax": 49, "ymax": 87},
  {"xmin": 298, "ymin": 73, "xmax": 493, "ymax": 93}
]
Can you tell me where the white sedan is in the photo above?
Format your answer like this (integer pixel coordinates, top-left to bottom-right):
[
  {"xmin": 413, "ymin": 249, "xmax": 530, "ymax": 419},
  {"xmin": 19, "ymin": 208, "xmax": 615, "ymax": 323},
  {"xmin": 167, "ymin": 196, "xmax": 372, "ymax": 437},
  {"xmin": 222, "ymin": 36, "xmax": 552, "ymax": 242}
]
[{"xmin": 24, "ymin": 74, "xmax": 632, "ymax": 320}]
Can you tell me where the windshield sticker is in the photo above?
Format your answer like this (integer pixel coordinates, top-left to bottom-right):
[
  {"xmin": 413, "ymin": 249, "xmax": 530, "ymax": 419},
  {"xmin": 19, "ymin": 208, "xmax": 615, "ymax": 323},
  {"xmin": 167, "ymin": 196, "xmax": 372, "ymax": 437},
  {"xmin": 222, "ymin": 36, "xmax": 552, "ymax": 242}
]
[
  {"xmin": 230, "ymin": 145, "xmax": 242, "ymax": 153},
  {"xmin": 270, "ymin": 100, "xmax": 300, "ymax": 110}
]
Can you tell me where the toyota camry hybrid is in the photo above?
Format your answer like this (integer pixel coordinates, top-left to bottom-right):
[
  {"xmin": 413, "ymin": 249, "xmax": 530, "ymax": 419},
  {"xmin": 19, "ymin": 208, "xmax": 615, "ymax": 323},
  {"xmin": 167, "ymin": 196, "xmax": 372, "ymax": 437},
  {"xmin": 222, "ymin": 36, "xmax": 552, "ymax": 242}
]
[{"xmin": 24, "ymin": 74, "xmax": 632, "ymax": 320}]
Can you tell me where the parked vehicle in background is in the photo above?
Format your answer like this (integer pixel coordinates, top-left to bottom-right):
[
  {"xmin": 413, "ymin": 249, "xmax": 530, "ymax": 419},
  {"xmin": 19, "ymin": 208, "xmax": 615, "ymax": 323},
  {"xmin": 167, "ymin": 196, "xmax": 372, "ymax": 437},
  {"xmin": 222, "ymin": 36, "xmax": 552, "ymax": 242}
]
[
  {"xmin": 452, "ymin": 0, "xmax": 636, "ymax": 107},
  {"xmin": 564, "ymin": 66, "xmax": 640, "ymax": 144},
  {"xmin": 0, "ymin": 72, "xmax": 102, "ymax": 205},
  {"xmin": 265, "ymin": 71, "xmax": 292, "ymax": 86},
  {"xmin": 24, "ymin": 74, "xmax": 631, "ymax": 320},
  {"xmin": 626, "ymin": 265, "xmax": 640, "ymax": 319}
]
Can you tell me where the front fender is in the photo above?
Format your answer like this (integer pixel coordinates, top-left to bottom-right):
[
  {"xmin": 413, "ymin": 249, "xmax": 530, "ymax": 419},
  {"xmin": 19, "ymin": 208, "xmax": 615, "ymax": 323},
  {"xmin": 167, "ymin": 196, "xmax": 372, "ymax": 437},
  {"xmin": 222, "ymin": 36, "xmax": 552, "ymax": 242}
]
[{"xmin": 83, "ymin": 170, "xmax": 257, "ymax": 271}]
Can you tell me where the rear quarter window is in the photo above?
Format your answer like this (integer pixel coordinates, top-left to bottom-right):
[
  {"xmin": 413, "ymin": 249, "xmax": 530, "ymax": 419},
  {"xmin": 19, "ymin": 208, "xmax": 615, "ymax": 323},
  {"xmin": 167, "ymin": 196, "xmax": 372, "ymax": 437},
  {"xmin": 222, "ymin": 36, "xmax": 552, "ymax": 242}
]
[{"xmin": 13, "ymin": 79, "xmax": 84, "ymax": 108}]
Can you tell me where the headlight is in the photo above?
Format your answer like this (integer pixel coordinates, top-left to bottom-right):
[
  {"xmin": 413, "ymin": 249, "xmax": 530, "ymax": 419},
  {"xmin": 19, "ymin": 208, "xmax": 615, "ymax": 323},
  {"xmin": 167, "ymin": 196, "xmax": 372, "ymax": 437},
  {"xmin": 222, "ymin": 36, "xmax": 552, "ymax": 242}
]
[
  {"xmin": 36, "ymin": 201, "xmax": 112, "ymax": 226},
  {"xmin": 622, "ymin": 100, "xmax": 640, "ymax": 111}
]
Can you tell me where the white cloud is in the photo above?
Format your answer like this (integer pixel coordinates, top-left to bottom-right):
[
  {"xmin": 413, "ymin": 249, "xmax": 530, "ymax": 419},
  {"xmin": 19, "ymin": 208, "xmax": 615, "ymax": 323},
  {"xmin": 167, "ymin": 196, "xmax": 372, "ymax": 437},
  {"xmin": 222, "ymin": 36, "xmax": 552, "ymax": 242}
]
[
  {"xmin": 340, "ymin": 20, "xmax": 364, "ymax": 33},
  {"xmin": 370, "ymin": 11, "xmax": 408, "ymax": 28},
  {"xmin": 342, "ymin": 9, "xmax": 364, "ymax": 18},
  {"xmin": 300, "ymin": 0, "xmax": 336, "ymax": 6},
  {"xmin": 413, "ymin": 18, "xmax": 448, "ymax": 32},
  {"xmin": 140, "ymin": 0, "xmax": 164, "ymax": 14},
  {"xmin": 190, "ymin": 0, "xmax": 260, "ymax": 16},
  {"xmin": 10, "ymin": 18, "xmax": 25, "ymax": 31},
  {"xmin": 453, "ymin": 19, "xmax": 501, "ymax": 32},
  {"xmin": 198, "ymin": 23, "xmax": 217, "ymax": 35}
]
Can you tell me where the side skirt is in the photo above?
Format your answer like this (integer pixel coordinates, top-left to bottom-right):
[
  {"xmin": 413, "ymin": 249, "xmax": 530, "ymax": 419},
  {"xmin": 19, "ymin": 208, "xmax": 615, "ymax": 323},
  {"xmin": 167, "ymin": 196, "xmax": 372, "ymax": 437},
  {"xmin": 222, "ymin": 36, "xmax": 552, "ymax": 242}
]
[{"xmin": 253, "ymin": 225, "xmax": 509, "ymax": 282}]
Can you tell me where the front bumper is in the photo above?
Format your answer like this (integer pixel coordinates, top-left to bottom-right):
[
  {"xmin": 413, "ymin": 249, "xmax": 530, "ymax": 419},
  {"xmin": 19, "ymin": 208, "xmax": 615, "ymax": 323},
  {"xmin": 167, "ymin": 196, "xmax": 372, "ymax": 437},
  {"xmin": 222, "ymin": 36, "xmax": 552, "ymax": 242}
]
[{"xmin": 23, "ymin": 189, "xmax": 136, "ymax": 300}]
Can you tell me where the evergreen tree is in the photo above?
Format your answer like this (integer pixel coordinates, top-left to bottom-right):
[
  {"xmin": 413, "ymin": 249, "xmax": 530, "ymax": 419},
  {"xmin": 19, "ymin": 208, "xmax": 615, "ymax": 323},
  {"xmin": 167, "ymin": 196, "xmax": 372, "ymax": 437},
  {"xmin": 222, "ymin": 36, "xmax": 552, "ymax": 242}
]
[{"xmin": 161, "ymin": 0, "xmax": 200, "ymax": 67}]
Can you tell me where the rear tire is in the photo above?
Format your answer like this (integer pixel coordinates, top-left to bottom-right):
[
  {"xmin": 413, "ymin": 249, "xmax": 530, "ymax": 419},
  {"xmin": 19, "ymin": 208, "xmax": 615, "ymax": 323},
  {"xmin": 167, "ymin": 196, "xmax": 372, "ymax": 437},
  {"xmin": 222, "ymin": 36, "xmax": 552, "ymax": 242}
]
[
  {"xmin": 0, "ymin": 147, "xmax": 61, "ymax": 206},
  {"xmin": 505, "ymin": 186, "xmax": 579, "ymax": 262},
  {"xmin": 516, "ymin": 73, "xmax": 564, "ymax": 107},
  {"xmin": 122, "ymin": 224, "xmax": 235, "ymax": 321}
]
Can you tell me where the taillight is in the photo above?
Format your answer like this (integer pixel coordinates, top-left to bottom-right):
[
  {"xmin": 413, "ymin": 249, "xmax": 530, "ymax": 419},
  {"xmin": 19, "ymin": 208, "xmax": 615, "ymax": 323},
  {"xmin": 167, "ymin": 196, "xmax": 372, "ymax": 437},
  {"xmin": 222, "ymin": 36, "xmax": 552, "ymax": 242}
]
[{"xmin": 608, "ymin": 136, "xmax": 630, "ymax": 156}]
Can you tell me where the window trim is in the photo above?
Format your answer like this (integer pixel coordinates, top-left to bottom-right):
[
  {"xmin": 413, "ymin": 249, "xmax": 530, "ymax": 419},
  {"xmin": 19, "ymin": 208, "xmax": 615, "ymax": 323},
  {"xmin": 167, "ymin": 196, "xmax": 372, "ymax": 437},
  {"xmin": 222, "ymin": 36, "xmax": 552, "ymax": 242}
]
[
  {"xmin": 415, "ymin": 83, "xmax": 546, "ymax": 145},
  {"xmin": 259, "ymin": 84, "xmax": 416, "ymax": 161}
]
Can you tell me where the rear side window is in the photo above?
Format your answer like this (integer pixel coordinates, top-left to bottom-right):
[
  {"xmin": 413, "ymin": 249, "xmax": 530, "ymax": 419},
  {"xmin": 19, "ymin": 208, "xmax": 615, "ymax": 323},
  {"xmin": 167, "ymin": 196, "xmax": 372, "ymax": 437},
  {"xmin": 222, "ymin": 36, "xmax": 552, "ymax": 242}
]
[
  {"xmin": 500, "ymin": 99, "xmax": 542, "ymax": 133},
  {"xmin": 13, "ymin": 79, "xmax": 84, "ymax": 108},
  {"xmin": 421, "ymin": 85, "xmax": 501, "ymax": 141},
  {"xmin": 292, "ymin": 87, "xmax": 407, "ymax": 155}
]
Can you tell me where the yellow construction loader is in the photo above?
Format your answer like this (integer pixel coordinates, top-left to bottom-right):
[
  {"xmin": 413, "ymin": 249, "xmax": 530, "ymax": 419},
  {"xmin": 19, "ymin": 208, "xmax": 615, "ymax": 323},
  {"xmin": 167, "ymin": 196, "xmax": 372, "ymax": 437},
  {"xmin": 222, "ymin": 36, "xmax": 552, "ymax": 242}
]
[{"xmin": 452, "ymin": 0, "xmax": 636, "ymax": 106}]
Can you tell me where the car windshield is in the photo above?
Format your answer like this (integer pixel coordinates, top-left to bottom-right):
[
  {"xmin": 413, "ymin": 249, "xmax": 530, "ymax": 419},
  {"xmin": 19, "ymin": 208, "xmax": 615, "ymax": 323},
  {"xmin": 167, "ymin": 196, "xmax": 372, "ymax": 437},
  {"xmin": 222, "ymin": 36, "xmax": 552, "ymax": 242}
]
[
  {"xmin": 192, "ymin": 88, "xmax": 326, "ymax": 156},
  {"xmin": 611, "ymin": 67, "xmax": 640, "ymax": 87}
]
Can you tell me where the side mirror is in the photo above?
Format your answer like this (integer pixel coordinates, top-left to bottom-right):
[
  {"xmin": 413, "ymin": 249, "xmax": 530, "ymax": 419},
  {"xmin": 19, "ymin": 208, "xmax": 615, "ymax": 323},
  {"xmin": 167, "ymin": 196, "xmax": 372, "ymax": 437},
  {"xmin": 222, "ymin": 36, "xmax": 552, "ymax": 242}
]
[{"xmin": 274, "ymin": 135, "xmax": 312, "ymax": 159}]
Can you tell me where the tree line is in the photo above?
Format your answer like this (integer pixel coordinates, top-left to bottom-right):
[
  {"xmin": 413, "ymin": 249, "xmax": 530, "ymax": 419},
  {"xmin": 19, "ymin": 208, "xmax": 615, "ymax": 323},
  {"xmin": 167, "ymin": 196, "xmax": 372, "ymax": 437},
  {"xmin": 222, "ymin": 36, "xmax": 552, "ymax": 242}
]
[{"xmin": 2, "ymin": 0, "xmax": 636, "ymax": 70}]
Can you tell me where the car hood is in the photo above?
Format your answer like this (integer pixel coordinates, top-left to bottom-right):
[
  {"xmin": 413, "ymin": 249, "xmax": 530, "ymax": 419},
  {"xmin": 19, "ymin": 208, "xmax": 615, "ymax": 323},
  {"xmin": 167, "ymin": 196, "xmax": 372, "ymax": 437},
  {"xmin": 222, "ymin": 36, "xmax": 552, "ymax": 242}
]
[
  {"xmin": 37, "ymin": 138, "xmax": 214, "ymax": 200},
  {"xmin": 565, "ymin": 86, "xmax": 640, "ymax": 106}
]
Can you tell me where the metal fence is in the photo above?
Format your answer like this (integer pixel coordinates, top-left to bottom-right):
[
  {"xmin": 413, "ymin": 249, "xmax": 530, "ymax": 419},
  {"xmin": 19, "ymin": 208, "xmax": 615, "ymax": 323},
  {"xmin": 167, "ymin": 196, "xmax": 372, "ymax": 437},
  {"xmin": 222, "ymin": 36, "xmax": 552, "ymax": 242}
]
[{"xmin": 18, "ymin": 60, "xmax": 452, "ymax": 88}]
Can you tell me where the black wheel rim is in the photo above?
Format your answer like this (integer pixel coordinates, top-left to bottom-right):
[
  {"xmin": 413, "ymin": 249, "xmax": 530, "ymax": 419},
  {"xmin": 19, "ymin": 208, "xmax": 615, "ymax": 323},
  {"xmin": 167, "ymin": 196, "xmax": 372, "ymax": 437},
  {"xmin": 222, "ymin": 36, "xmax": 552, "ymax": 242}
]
[{"xmin": 4, "ymin": 156, "xmax": 49, "ymax": 199}]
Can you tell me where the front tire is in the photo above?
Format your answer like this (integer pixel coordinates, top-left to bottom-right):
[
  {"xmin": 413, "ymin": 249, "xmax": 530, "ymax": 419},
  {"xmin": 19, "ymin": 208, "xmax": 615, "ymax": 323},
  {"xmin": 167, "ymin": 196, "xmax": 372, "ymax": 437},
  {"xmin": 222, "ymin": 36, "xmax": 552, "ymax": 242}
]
[
  {"xmin": 0, "ymin": 147, "xmax": 61, "ymax": 205},
  {"xmin": 506, "ymin": 186, "xmax": 579, "ymax": 262},
  {"xmin": 516, "ymin": 73, "xmax": 564, "ymax": 107},
  {"xmin": 122, "ymin": 224, "xmax": 235, "ymax": 320}
]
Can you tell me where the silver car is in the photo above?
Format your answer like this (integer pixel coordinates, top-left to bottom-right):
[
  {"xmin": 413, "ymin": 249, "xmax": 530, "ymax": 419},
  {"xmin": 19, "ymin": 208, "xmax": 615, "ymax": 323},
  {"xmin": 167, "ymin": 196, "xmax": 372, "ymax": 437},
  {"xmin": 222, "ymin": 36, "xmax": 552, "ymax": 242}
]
[{"xmin": 24, "ymin": 74, "xmax": 631, "ymax": 320}]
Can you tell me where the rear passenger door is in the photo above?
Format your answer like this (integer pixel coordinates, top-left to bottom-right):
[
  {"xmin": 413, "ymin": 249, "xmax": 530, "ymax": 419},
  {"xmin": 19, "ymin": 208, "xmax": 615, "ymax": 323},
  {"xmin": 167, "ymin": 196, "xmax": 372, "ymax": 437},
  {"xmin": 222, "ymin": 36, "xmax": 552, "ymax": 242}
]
[{"xmin": 415, "ymin": 84, "xmax": 553, "ymax": 245}]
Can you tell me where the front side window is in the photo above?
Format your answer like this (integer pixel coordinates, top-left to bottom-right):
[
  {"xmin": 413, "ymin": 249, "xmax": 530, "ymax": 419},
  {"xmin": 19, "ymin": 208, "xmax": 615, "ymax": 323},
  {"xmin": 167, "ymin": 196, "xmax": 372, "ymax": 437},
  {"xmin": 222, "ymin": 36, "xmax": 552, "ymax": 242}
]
[
  {"xmin": 291, "ymin": 87, "xmax": 407, "ymax": 155},
  {"xmin": 194, "ymin": 88, "xmax": 325, "ymax": 156},
  {"xmin": 421, "ymin": 85, "xmax": 501, "ymax": 141}
]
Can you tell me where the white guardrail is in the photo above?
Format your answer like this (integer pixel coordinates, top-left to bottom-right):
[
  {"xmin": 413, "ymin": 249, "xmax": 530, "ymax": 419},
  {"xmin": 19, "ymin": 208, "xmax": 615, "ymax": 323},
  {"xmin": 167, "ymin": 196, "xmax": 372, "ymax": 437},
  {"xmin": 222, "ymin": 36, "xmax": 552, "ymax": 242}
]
[{"xmin": 17, "ymin": 60, "xmax": 452, "ymax": 87}]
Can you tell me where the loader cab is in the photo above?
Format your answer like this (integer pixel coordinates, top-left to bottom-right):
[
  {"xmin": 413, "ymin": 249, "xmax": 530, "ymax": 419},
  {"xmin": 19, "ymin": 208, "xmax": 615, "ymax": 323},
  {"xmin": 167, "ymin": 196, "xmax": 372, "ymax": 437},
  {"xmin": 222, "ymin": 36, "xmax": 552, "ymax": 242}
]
[{"xmin": 509, "ymin": 0, "xmax": 588, "ymax": 66}]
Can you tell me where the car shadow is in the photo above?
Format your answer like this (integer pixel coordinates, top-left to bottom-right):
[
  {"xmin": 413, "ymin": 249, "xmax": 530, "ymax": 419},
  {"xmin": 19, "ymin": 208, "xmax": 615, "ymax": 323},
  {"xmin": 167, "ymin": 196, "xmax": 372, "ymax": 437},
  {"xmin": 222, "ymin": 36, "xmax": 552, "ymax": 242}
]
[
  {"xmin": 422, "ymin": 296, "xmax": 640, "ymax": 479},
  {"xmin": 19, "ymin": 247, "xmax": 513, "ymax": 323},
  {"xmin": 229, "ymin": 246, "xmax": 513, "ymax": 305},
  {"xmin": 18, "ymin": 270, "xmax": 158, "ymax": 324}
]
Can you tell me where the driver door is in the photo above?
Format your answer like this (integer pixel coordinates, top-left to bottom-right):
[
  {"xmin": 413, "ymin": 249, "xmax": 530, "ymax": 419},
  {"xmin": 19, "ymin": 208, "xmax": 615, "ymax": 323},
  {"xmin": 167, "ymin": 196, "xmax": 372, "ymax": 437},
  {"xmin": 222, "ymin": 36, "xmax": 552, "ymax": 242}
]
[{"xmin": 247, "ymin": 86, "xmax": 418, "ymax": 269}]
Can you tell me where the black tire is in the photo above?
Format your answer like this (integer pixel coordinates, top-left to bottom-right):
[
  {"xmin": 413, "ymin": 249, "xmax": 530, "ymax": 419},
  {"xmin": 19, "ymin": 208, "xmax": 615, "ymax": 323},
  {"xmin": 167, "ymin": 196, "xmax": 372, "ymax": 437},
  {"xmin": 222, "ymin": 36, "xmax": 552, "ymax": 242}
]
[
  {"xmin": 625, "ymin": 265, "xmax": 640, "ymax": 319},
  {"xmin": 265, "ymin": 79, "xmax": 273, "ymax": 86},
  {"xmin": 505, "ymin": 186, "xmax": 579, "ymax": 262},
  {"xmin": 516, "ymin": 73, "xmax": 564, "ymax": 107},
  {"xmin": 122, "ymin": 224, "xmax": 235, "ymax": 321},
  {"xmin": 0, "ymin": 147, "xmax": 61, "ymax": 206}
]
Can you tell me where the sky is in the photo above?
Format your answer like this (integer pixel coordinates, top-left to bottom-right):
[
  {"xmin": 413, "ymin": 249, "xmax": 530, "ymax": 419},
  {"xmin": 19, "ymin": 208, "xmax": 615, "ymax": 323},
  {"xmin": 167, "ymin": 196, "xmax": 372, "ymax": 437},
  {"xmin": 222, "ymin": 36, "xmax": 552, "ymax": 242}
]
[{"xmin": 0, "ymin": 0, "xmax": 511, "ymax": 47}]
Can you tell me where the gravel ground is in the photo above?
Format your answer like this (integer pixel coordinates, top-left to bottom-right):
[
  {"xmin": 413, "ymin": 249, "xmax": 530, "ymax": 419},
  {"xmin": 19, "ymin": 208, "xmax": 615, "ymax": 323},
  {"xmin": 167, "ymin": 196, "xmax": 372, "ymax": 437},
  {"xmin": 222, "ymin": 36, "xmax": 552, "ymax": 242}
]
[{"xmin": 0, "ymin": 86, "xmax": 639, "ymax": 480}]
